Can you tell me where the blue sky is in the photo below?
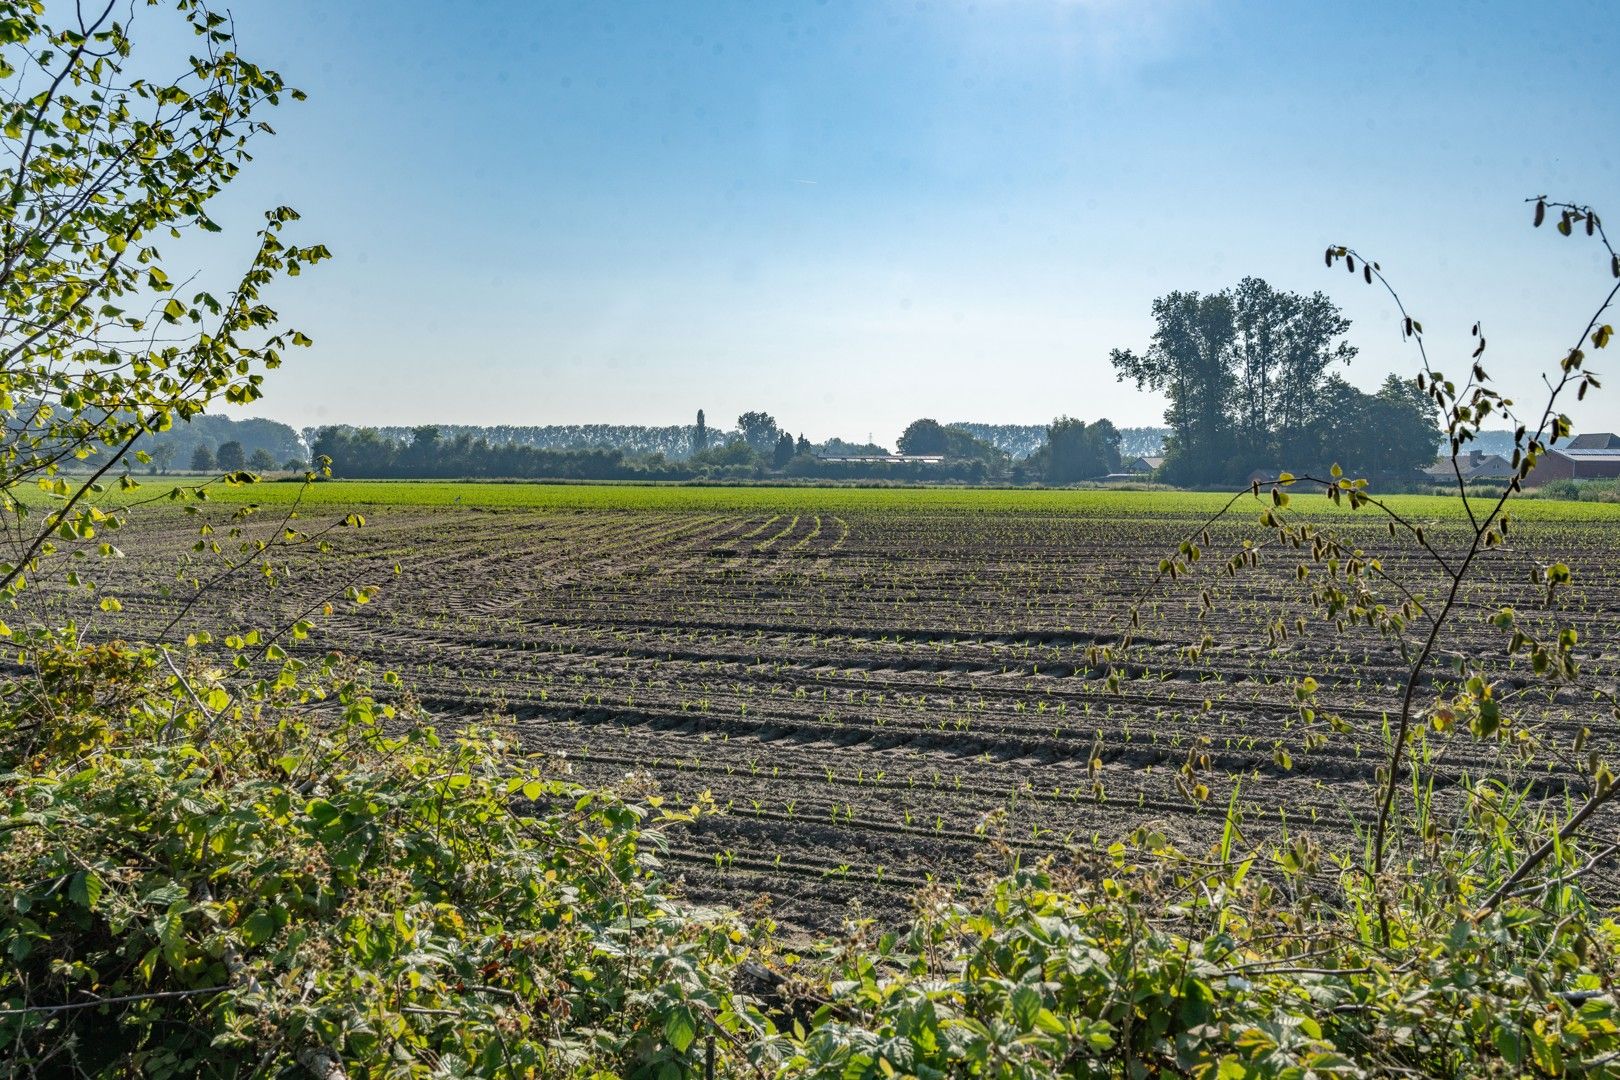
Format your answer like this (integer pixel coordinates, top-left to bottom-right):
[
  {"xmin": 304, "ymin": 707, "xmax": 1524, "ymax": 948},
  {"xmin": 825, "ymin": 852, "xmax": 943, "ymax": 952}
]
[{"xmin": 203, "ymin": 0, "xmax": 1618, "ymax": 444}]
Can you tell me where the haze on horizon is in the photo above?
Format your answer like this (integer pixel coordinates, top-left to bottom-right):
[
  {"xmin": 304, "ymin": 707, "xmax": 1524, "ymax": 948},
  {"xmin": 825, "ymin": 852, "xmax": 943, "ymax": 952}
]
[{"xmin": 206, "ymin": 0, "xmax": 1617, "ymax": 447}]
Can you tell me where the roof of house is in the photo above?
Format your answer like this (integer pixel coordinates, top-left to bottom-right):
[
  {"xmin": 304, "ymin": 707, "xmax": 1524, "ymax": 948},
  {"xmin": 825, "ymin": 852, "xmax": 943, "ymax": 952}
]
[
  {"xmin": 1551, "ymin": 447, "xmax": 1620, "ymax": 460},
  {"xmin": 1423, "ymin": 453, "xmax": 1516, "ymax": 480},
  {"xmin": 1566, "ymin": 433, "xmax": 1620, "ymax": 449}
]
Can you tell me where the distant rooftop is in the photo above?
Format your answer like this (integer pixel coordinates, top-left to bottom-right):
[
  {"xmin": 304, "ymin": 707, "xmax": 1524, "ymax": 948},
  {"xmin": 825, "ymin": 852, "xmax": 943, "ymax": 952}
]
[{"xmin": 816, "ymin": 454, "xmax": 945, "ymax": 465}]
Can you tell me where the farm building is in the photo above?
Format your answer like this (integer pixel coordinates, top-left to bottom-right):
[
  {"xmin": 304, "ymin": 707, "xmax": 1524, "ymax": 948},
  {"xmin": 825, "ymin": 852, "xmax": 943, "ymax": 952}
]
[
  {"xmin": 1522, "ymin": 433, "xmax": 1620, "ymax": 484},
  {"xmin": 1124, "ymin": 455, "xmax": 1165, "ymax": 473},
  {"xmin": 1422, "ymin": 450, "xmax": 1516, "ymax": 483}
]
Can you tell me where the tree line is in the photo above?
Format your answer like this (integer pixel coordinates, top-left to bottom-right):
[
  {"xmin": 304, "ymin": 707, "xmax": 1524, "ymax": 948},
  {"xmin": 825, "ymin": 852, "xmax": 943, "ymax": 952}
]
[
  {"xmin": 53, "ymin": 413, "xmax": 310, "ymax": 474},
  {"xmin": 311, "ymin": 411, "xmax": 1137, "ymax": 485},
  {"xmin": 184, "ymin": 441, "xmax": 299, "ymax": 474},
  {"xmin": 305, "ymin": 417, "xmax": 1173, "ymax": 464}
]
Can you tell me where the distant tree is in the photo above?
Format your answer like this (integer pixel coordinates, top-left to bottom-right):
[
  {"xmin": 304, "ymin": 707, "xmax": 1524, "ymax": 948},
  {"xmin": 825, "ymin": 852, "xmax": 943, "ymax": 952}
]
[
  {"xmin": 772, "ymin": 431, "xmax": 796, "ymax": 468},
  {"xmin": 283, "ymin": 457, "xmax": 308, "ymax": 472},
  {"xmin": 399, "ymin": 426, "xmax": 443, "ymax": 474},
  {"xmin": 1365, "ymin": 375, "xmax": 1443, "ymax": 481},
  {"xmin": 945, "ymin": 423, "xmax": 1049, "ymax": 459},
  {"xmin": 1032, "ymin": 417, "xmax": 1123, "ymax": 483},
  {"xmin": 313, "ymin": 426, "xmax": 399, "ymax": 477},
  {"xmin": 817, "ymin": 437, "xmax": 891, "ymax": 457},
  {"xmin": 736, "ymin": 411, "xmax": 779, "ymax": 454},
  {"xmin": 189, "ymin": 443, "xmax": 216, "ymax": 472},
  {"xmin": 897, "ymin": 419, "xmax": 949, "ymax": 456},
  {"xmin": 1297, "ymin": 374, "xmax": 1439, "ymax": 484},
  {"xmin": 248, "ymin": 448, "xmax": 277, "ymax": 471},
  {"xmin": 795, "ymin": 433, "xmax": 811, "ymax": 456},
  {"xmin": 149, "ymin": 442, "xmax": 177, "ymax": 475},
  {"xmin": 899, "ymin": 419, "xmax": 1006, "ymax": 468},
  {"xmin": 693, "ymin": 410, "xmax": 709, "ymax": 454},
  {"xmin": 690, "ymin": 440, "xmax": 759, "ymax": 470},
  {"xmin": 216, "ymin": 440, "xmax": 245, "ymax": 469},
  {"xmin": 1119, "ymin": 427, "xmax": 1172, "ymax": 457}
]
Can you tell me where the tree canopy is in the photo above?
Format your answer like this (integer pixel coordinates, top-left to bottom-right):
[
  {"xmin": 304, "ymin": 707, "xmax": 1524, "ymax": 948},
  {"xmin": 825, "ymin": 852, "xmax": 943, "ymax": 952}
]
[
  {"xmin": 1111, "ymin": 278, "xmax": 1437, "ymax": 486},
  {"xmin": 1028, "ymin": 416, "xmax": 1123, "ymax": 483},
  {"xmin": 736, "ymin": 411, "xmax": 780, "ymax": 453}
]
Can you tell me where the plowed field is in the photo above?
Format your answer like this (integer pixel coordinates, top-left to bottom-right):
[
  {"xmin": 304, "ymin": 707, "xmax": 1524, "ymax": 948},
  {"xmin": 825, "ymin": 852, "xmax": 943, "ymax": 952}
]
[{"xmin": 64, "ymin": 483, "xmax": 1620, "ymax": 933}]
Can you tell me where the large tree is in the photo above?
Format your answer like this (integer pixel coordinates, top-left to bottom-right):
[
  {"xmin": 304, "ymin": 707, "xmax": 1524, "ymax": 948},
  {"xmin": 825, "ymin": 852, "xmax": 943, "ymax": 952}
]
[
  {"xmin": 1272, "ymin": 285, "xmax": 1358, "ymax": 464},
  {"xmin": 1110, "ymin": 291, "xmax": 1235, "ymax": 485},
  {"xmin": 736, "ymin": 411, "xmax": 779, "ymax": 454},
  {"xmin": 1037, "ymin": 416, "xmax": 1123, "ymax": 483},
  {"xmin": 1299, "ymin": 374, "xmax": 1439, "ymax": 482},
  {"xmin": 772, "ymin": 431, "xmax": 796, "ymax": 468},
  {"xmin": 897, "ymin": 418, "xmax": 949, "ymax": 456},
  {"xmin": 692, "ymin": 409, "xmax": 708, "ymax": 454},
  {"xmin": 1111, "ymin": 280, "xmax": 1356, "ymax": 485}
]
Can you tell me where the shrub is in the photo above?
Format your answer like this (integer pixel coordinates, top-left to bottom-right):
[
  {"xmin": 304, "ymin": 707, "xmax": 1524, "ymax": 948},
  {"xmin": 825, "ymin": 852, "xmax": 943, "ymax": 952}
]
[
  {"xmin": 0, "ymin": 639, "xmax": 777, "ymax": 1076},
  {"xmin": 784, "ymin": 819, "xmax": 1620, "ymax": 1078}
]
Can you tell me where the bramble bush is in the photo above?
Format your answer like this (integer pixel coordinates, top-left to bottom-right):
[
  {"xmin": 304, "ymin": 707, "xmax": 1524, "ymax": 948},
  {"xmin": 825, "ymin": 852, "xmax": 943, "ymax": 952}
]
[
  {"xmin": 8, "ymin": 646, "xmax": 1620, "ymax": 1077},
  {"xmin": 786, "ymin": 814, "xmax": 1620, "ymax": 1078},
  {"xmin": 0, "ymin": 637, "xmax": 780, "ymax": 1076}
]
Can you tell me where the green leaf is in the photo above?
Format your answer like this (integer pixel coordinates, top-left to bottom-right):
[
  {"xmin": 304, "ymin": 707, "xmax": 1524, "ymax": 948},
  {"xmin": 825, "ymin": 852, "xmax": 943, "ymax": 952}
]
[
  {"xmin": 240, "ymin": 910, "xmax": 276, "ymax": 947},
  {"xmin": 69, "ymin": 871, "xmax": 104, "ymax": 910},
  {"xmin": 306, "ymin": 798, "xmax": 340, "ymax": 826},
  {"xmin": 137, "ymin": 947, "xmax": 161, "ymax": 986},
  {"xmin": 1011, "ymin": 985, "xmax": 1041, "ymax": 1031},
  {"xmin": 1033, "ymin": 1007, "xmax": 1066, "ymax": 1035},
  {"xmin": 664, "ymin": 1004, "xmax": 697, "ymax": 1053}
]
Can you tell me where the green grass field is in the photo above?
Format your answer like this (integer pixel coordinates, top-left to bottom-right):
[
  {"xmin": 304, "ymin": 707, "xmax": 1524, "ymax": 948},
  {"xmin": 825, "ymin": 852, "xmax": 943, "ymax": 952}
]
[{"xmin": 69, "ymin": 476, "xmax": 1620, "ymax": 521}]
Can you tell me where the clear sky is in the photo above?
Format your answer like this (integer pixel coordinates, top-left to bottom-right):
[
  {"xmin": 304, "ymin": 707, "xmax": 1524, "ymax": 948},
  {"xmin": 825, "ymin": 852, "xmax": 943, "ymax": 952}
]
[{"xmin": 198, "ymin": 0, "xmax": 1618, "ymax": 445}]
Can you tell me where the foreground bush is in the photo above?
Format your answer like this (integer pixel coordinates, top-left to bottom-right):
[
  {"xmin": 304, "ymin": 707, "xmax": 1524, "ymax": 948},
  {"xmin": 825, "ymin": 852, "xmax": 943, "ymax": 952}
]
[
  {"xmin": 0, "ymin": 641, "xmax": 774, "ymax": 1076},
  {"xmin": 791, "ymin": 828, "xmax": 1620, "ymax": 1078},
  {"xmin": 5, "ymin": 640, "xmax": 1619, "ymax": 1078}
]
